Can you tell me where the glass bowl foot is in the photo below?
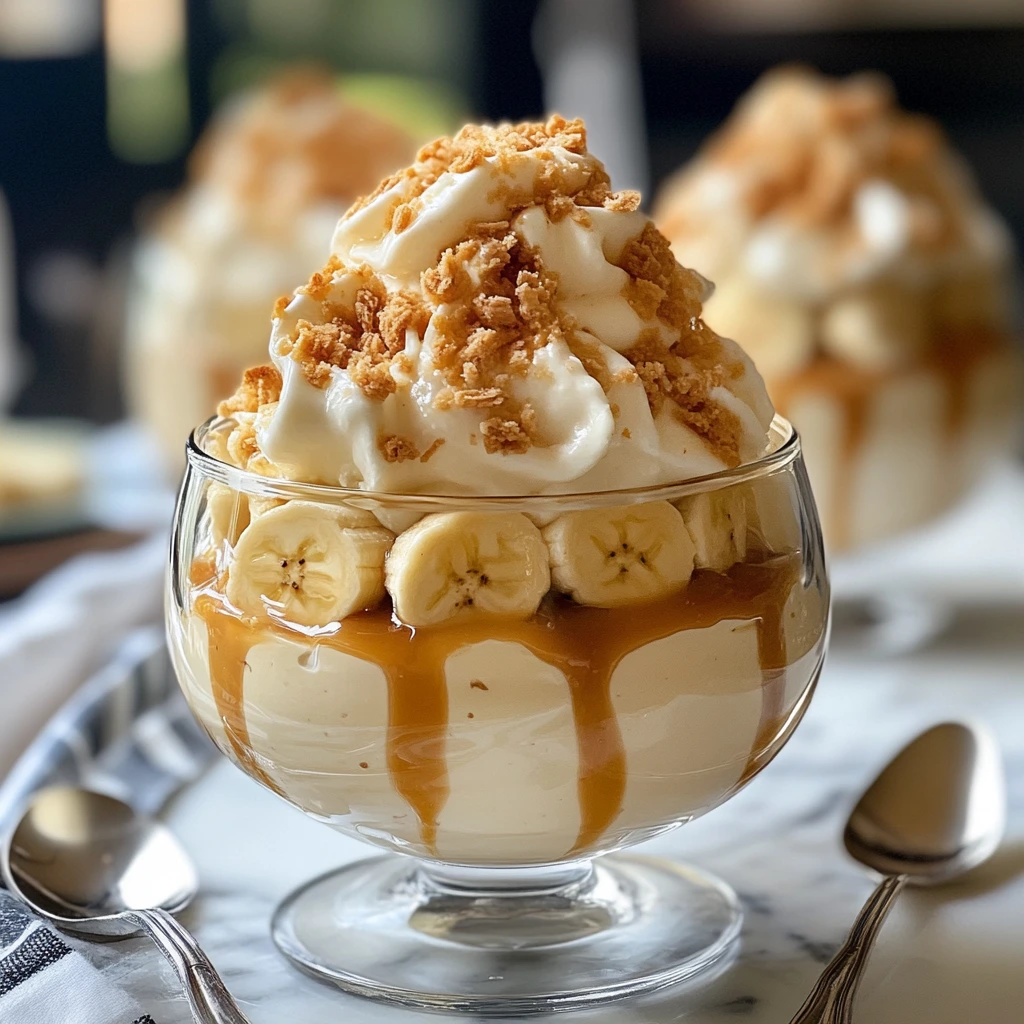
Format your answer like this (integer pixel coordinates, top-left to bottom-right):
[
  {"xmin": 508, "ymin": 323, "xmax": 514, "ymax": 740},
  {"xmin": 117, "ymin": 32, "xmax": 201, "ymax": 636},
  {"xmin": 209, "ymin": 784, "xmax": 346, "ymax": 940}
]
[{"xmin": 271, "ymin": 853, "xmax": 742, "ymax": 1016}]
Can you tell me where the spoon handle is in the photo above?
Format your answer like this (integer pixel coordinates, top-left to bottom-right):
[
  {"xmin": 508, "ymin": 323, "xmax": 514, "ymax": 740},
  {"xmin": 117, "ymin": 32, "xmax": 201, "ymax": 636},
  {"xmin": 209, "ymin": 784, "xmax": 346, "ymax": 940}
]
[
  {"xmin": 788, "ymin": 874, "xmax": 907, "ymax": 1024},
  {"xmin": 134, "ymin": 908, "xmax": 252, "ymax": 1024}
]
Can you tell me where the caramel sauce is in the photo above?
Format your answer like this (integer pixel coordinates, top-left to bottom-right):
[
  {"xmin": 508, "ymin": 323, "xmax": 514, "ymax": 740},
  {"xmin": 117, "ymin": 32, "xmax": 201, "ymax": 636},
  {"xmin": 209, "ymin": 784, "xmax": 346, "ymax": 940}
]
[
  {"xmin": 192, "ymin": 555, "xmax": 800, "ymax": 855},
  {"xmin": 932, "ymin": 328, "xmax": 1002, "ymax": 438},
  {"xmin": 772, "ymin": 328, "xmax": 1006, "ymax": 548}
]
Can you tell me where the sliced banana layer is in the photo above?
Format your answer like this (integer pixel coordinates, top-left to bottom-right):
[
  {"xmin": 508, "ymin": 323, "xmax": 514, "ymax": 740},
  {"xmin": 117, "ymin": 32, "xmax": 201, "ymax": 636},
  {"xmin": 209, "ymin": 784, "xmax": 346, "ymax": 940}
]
[
  {"xmin": 206, "ymin": 482, "xmax": 250, "ymax": 548},
  {"xmin": 701, "ymin": 275, "xmax": 815, "ymax": 380},
  {"xmin": 675, "ymin": 489, "xmax": 749, "ymax": 573},
  {"xmin": 820, "ymin": 280, "xmax": 927, "ymax": 370},
  {"xmin": 385, "ymin": 511, "xmax": 550, "ymax": 627},
  {"xmin": 227, "ymin": 500, "xmax": 394, "ymax": 626},
  {"xmin": 543, "ymin": 500, "xmax": 696, "ymax": 608}
]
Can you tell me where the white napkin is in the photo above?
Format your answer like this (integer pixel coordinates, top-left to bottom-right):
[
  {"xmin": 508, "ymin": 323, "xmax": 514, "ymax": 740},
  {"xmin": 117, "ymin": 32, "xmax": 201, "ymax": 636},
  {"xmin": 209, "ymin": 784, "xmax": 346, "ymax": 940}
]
[
  {"xmin": 0, "ymin": 893, "xmax": 156, "ymax": 1024},
  {"xmin": 0, "ymin": 533, "xmax": 166, "ymax": 781}
]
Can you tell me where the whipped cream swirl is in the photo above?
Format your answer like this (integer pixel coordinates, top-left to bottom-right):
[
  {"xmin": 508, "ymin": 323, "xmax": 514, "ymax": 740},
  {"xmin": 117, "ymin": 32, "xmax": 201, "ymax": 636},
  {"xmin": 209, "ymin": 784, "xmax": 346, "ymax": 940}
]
[{"xmin": 249, "ymin": 117, "xmax": 774, "ymax": 495}]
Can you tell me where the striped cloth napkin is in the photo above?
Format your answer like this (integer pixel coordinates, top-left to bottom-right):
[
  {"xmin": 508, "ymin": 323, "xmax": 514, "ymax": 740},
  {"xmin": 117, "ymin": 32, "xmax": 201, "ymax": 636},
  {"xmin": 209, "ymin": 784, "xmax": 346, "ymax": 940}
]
[
  {"xmin": 0, "ymin": 893, "xmax": 156, "ymax": 1024},
  {"xmin": 0, "ymin": 623, "xmax": 215, "ymax": 1023}
]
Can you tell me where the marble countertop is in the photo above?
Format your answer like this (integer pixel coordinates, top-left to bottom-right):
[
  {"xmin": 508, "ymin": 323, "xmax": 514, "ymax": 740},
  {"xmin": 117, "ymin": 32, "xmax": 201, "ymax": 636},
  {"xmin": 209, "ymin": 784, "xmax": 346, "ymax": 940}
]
[{"xmin": 72, "ymin": 597, "xmax": 1024, "ymax": 1024}]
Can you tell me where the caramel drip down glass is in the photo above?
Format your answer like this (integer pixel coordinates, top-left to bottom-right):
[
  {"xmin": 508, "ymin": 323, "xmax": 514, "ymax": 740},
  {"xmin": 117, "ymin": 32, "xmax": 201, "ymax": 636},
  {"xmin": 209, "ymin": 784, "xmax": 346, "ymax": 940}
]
[{"xmin": 167, "ymin": 414, "xmax": 829, "ymax": 1015}]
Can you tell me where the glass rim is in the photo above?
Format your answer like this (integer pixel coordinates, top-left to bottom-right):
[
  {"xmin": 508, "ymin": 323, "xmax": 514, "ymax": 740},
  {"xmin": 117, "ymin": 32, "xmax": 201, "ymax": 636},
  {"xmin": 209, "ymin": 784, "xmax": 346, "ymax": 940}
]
[{"xmin": 185, "ymin": 413, "xmax": 800, "ymax": 511}]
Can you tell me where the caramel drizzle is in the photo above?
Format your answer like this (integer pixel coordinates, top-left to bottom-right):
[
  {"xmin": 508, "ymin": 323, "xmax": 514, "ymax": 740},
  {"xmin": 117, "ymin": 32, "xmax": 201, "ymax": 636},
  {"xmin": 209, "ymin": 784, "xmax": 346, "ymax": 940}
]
[
  {"xmin": 197, "ymin": 593, "xmax": 285, "ymax": 797},
  {"xmin": 772, "ymin": 328, "xmax": 1005, "ymax": 549},
  {"xmin": 193, "ymin": 556, "xmax": 799, "ymax": 855}
]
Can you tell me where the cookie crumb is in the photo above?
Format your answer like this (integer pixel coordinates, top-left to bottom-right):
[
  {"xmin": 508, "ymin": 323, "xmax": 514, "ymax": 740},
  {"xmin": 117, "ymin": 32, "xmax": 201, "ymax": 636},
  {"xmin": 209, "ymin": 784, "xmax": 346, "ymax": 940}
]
[
  {"xmin": 217, "ymin": 365, "xmax": 283, "ymax": 416},
  {"xmin": 378, "ymin": 434, "xmax": 421, "ymax": 463},
  {"xmin": 419, "ymin": 438, "xmax": 445, "ymax": 463},
  {"xmin": 481, "ymin": 415, "xmax": 532, "ymax": 455},
  {"xmin": 603, "ymin": 189, "xmax": 641, "ymax": 212}
]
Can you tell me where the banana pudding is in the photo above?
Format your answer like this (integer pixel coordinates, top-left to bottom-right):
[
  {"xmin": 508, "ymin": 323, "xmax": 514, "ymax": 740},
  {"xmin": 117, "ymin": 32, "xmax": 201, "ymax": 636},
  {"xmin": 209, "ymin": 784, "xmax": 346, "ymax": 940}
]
[
  {"xmin": 169, "ymin": 117, "xmax": 828, "ymax": 867},
  {"xmin": 126, "ymin": 70, "xmax": 415, "ymax": 466},
  {"xmin": 655, "ymin": 68, "xmax": 1022, "ymax": 550}
]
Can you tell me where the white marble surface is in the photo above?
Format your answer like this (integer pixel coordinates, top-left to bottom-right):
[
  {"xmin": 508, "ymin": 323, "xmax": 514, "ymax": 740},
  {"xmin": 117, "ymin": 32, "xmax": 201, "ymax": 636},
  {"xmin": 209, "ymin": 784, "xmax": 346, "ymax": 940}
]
[{"xmin": 71, "ymin": 599, "xmax": 1024, "ymax": 1024}]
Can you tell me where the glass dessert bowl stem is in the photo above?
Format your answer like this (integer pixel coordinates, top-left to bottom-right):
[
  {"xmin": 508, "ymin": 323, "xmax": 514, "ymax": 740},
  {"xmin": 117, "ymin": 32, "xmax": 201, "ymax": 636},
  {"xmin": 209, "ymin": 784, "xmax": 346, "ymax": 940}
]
[
  {"xmin": 168, "ymin": 414, "xmax": 829, "ymax": 1014},
  {"xmin": 271, "ymin": 855, "xmax": 745, "ymax": 1014}
]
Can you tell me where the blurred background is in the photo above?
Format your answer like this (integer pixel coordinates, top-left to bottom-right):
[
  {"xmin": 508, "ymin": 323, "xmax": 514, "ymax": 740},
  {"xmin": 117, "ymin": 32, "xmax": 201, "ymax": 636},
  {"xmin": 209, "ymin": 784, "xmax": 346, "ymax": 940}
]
[
  {"xmin": 0, "ymin": 0, "xmax": 1022, "ymax": 594},
  {"xmin": 0, "ymin": 0, "xmax": 1022, "ymax": 422}
]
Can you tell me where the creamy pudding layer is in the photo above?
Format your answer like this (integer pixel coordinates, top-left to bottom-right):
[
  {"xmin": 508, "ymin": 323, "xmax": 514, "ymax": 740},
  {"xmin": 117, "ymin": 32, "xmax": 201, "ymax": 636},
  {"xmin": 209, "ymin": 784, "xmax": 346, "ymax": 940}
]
[
  {"xmin": 178, "ymin": 541, "xmax": 823, "ymax": 864},
  {"xmin": 655, "ymin": 68, "xmax": 1022, "ymax": 549}
]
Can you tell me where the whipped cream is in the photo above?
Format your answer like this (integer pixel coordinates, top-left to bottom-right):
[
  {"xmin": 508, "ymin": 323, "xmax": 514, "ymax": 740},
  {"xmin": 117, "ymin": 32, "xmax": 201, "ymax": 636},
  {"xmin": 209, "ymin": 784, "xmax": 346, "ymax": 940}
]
[
  {"xmin": 656, "ymin": 67, "xmax": 1013, "ymax": 305},
  {"xmin": 250, "ymin": 117, "xmax": 774, "ymax": 495}
]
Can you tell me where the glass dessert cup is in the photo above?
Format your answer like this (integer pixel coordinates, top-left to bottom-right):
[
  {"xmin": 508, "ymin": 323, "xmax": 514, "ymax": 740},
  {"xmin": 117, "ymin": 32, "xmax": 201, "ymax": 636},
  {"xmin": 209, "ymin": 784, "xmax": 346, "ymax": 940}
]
[{"xmin": 167, "ymin": 414, "xmax": 829, "ymax": 1015}]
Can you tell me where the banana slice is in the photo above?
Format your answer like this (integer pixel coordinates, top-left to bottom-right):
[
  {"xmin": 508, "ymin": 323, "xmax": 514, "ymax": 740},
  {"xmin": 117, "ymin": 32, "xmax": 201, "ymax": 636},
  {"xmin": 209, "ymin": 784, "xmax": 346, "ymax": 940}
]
[
  {"xmin": 543, "ymin": 500, "xmax": 696, "ymax": 608},
  {"xmin": 820, "ymin": 280, "xmax": 927, "ymax": 370},
  {"xmin": 385, "ymin": 511, "xmax": 550, "ymax": 627},
  {"xmin": 244, "ymin": 453, "xmax": 286, "ymax": 518},
  {"xmin": 206, "ymin": 482, "xmax": 250, "ymax": 547},
  {"xmin": 203, "ymin": 425, "xmax": 234, "ymax": 466},
  {"xmin": 225, "ymin": 412, "xmax": 258, "ymax": 467},
  {"xmin": 227, "ymin": 501, "xmax": 394, "ymax": 626},
  {"xmin": 702, "ymin": 275, "xmax": 815, "ymax": 380},
  {"xmin": 675, "ymin": 489, "xmax": 749, "ymax": 573},
  {"xmin": 744, "ymin": 476, "xmax": 802, "ymax": 555}
]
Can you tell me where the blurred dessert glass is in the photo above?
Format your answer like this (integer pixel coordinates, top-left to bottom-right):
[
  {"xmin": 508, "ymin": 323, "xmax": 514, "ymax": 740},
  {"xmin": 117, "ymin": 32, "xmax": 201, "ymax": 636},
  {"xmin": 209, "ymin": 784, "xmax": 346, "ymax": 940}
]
[
  {"xmin": 124, "ymin": 70, "xmax": 414, "ymax": 468},
  {"xmin": 656, "ymin": 67, "xmax": 1022, "ymax": 552},
  {"xmin": 168, "ymin": 116, "xmax": 829, "ymax": 1011}
]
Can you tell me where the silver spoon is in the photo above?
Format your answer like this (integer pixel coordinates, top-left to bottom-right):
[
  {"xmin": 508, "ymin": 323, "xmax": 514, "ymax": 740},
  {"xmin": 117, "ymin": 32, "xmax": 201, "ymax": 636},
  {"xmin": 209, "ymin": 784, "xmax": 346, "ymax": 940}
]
[
  {"xmin": 1, "ymin": 786, "xmax": 250, "ymax": 1024},
  {"xmin": 789, "ymin": 721, "xmax": 1005, "ymax": 1024}
]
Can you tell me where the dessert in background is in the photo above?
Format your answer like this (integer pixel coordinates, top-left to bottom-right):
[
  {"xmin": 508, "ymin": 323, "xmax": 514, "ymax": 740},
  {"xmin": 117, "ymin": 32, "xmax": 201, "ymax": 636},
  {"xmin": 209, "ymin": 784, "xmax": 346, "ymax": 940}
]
[
  {"xmin": 169, "ymin": 116, "xmax": 828, "ymax": 866},
  {"xmin": 125, "ymin": 70, "xmax": 415, "ymax": 466},
  {"xmin": 655, "ymin": 67, "xmax": 1022, "ymax": 550}
]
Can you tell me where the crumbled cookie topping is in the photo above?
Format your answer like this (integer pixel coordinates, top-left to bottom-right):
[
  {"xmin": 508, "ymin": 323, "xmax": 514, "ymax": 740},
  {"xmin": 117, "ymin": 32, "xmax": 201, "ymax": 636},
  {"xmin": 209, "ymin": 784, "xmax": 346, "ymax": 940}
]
[
  {"xmin": 343, "ymin": 115, "xmax": 639, "ymax": 231},
  {"xmin": 217, "ymin": 365, "xmax": 283, "ymax": 416},
  {"xmin": 419, "ymin": 438, "xmax": 445, "ymax": 463},
  {"xmin": 379, "ymin": 434, "xmax": 420, "ymax": 463},
  {"xmin": 625, "ymin": 328, "xmax": 742, "ymax": 466},
  {"xmin": 279, "ymin": 266, "xmax": 430, "ymax": 399},
  {"xmin": 424, "ymin": 225, "xmax": 563, "ymax": 449},
  {"xmin": 222, "ymin": 116, "xmax": 751, "ymax": 471},
  {"xmin": 616, "ymin": 224, "xmax": 708, "ymax": 331},
  {"xmin": 186, "ymin": 69, "xmax": 414, "ymax": 228},
  {"xmin": 658, "ymin": 66, "xmax": 965, "ymax": 250},
  {"xmin": 614, "ymin": 225, "xmax": 745, "ymax": 464},
  {"xmin": 481, "ymin": 409, "xmax": 535, "ymax": 455}
]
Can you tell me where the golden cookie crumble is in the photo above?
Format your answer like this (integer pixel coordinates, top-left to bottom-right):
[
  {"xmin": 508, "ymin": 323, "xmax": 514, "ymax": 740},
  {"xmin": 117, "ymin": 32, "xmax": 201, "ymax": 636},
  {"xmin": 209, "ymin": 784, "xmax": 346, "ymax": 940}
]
[
  {"xmin": 216, "ymin": 116, "xmax": 751, "ymax": 471},
  {"xmin": 183, "ymin": 69, "xmax": 415, "ymax": 231},
  {"xmin": 657, "ymin": 66, "xmax": 967, "ymax": 254},
  {"xmin": 279, "ymin": 263, "xmax": 431, "ymax": 399}
]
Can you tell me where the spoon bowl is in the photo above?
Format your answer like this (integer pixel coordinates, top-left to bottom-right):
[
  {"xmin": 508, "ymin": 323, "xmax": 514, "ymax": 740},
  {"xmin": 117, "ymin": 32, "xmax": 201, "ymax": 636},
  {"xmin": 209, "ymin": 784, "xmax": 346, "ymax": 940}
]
[
  {"xmin": 2, "ymin": 787, "xmax": 251, "ymax": 1023},
  {"xmin": 791, "ymin": 721, "xmax": 1005, "ymax": 1024},
  {"xmin": 844, "ymin": 721, "xmax": 1006, "ymax": 883},
  {"xmin": 3, "ymin": 786, "xmax": 196, "ymax": 936}
]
